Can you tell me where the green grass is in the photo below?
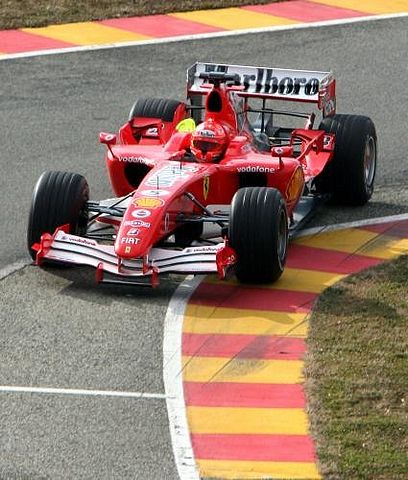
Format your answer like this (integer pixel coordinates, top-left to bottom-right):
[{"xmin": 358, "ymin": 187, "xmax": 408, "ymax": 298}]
[
  {"xmin": 305, "ymin": 255, "xmax": 408, "ymax": 479},
  {"xmin": 0, "ymin": 0, "xmax": 282, "ymax": 30}
]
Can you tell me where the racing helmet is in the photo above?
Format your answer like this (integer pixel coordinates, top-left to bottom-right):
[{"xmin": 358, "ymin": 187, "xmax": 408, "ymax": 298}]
[{"xmin": 191, "ymin": 119, "xmax": 228, "ymax": 162}]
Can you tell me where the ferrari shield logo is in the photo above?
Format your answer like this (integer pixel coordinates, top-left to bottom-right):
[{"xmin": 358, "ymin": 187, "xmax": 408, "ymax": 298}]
[{"xmin": 203, "ymin": 176, "xmax": 210, "ymax": 200}]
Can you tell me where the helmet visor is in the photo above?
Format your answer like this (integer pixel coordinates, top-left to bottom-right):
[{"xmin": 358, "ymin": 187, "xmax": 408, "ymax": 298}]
[{"xmin": 193, "ymin": 140, "xmax": 219, "ymax": 153}]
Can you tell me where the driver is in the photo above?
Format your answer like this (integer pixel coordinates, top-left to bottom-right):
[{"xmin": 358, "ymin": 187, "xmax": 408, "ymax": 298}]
[{"xmin": 191, "ymin": 119, "xmax": 229, "ymax": 162}]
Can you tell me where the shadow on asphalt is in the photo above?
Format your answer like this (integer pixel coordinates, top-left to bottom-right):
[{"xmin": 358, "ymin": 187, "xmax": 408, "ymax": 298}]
[{"xmin": 41, "ymin": 265, "xmax": 182, "ymax": 305}]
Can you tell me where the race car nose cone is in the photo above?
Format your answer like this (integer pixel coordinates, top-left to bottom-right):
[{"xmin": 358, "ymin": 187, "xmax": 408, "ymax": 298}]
[
  {"xmin": 115, "ymin": 220, "xmax": 147, "ymax": 258},
  {"xmin": 115, "ymin": 237, "xmax": 141, "ymax": 258},
  {"xmin": 115, "ymin": 194, "xmax": 164, "ymax": 258}
]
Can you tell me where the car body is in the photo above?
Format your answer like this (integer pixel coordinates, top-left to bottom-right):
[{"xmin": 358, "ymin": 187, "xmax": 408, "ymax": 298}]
[{"xmin": 28, "ymin": 62, "xmax": 377, "ymax": 286}]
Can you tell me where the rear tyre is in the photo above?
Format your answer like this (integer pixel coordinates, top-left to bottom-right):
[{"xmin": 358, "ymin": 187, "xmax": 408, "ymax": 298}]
[
  {"xmin": 229, "ymin": 187, "xmax": 288, "ymax": 283},
  {"xmin": 27, "ymin": 171, "xmax": 89, "ymax": 260},
  {"xmin": 129, "ymin": 97, "xmax": 185, "ymax": 122},
  {"xmin": 315, "ymin": 114, "xmax": 377, "ymax": 205}
]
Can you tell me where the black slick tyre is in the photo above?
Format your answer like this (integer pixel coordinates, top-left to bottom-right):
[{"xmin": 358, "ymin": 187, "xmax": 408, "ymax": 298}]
[
  {"xmin": 229, "ymin": 187, "xmax": 288, "ymax": 283},
  {"xmin": 315, "ymin": 114, "xmax": 377, "ymax": 205},
  {"xmin": 27, "ymin": 171, "xmax": 89, "ymax": 260},
  {"xmin": 129, "ymin": 97, "xmax": 185, "ymax": 122}
]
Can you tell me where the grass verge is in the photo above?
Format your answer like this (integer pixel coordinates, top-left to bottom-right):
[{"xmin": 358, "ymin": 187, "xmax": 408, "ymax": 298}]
[
  {"xmin": 305, "ymin": 255, "xmax": 408, "ymax": 480},
  {"xmin": 1, "ymin": 0, "xmax": 282, "ymax": 30}
]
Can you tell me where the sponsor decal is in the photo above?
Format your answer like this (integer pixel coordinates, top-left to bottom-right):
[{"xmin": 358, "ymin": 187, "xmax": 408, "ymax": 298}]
[
  {"xmin": 146, "ymin": 164, "xmax": 199, "ymax": 188},
  {"xmin": 237, "ymin": 166, "xmax": 275, "ymax": 174},
  {"xmin": 201, "ymin": 64, "xmax": 320, "ymax": 97},
  {"xmin": 124, "ymin": 220, "xmax": 151, "ymax": 228},
  {"xmin": 200, "ymin": 129, "xmax": 215, "ymax": 138},
  {"xmin": 319, "ymin": 81, "xmax": 336, "ymax": 116},
  {"xmin": 61, "ymin": 235, "xmax": 97, "ymax": 247},
  {"xmin": 185, "ymin": 245, "xmax": 220, "ymax": 254},
  {"xmin": 140, "ymin": 189, "xmax": 170, "ymax": 197},
  {"xmin": 119, "ymin": 156, "xmax": 149, "ymax": 163},
  {"xmin": 323, "ymin": 135, "xmax": 334, "ymax": 149},
  {"xmin": 146, "ymin": 127, "xmax": 159, "ymax": 136},
  {"xmin": 133, "ymin": 197, "xmax": 164, "ymax": 209},
  {"xmin": 203, "ymin": 175, "xmax": 210, "ymax": 200},
  {"xmin": 127, "ymin": 228, "xmax": 140, "ymax": 236},
  {"xmin": 121, "ymin": 237, "xmax": 140, "ymax": 245},
  {"xmin": 286, "ymin": 167, "xmax": 304, "ymax": 202},
  {"xmin": 131, "ymin": 209, "xmax": 151, "ymax": 219}
]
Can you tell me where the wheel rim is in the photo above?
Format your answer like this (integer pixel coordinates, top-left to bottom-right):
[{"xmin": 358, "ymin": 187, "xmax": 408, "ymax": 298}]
[
  {"xmin": 277, "ymin": 210, "xmax": 288, "ymax": 268},
  {"xmin": 364, "ymin": 136, "xmax": 376, "ymax": 190}
]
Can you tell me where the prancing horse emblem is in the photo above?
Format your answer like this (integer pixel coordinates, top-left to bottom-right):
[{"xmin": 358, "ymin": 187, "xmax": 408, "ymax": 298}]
[{"xmin": 203, "ymin": 176, "xmax": 210, "ymax": 200}]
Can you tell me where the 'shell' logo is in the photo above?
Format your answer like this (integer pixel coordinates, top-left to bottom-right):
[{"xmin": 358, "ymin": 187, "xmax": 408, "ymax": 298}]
[{"xmin": 133, "ymin": 197, "xmax": 164, "ymax": 209}]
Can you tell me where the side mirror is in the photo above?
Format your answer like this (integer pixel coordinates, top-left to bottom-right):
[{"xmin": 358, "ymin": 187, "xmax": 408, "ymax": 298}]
[
  {"xmin": 271, "ymin": 146, "xmax": 294, "ymax": 157},
  {"xmin": 99, "ymin": 132, "xmax": 117, "ymax": 146}
]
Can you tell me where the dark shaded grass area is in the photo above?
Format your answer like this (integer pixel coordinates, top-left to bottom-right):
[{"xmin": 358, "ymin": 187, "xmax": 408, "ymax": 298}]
[
  {"xmin": 1, "ymin": 0, "xmax": 282, "ymax": 29},
  {"xmin": 305, "ymin": 255, "xmax": 408, "ymax": 479}
]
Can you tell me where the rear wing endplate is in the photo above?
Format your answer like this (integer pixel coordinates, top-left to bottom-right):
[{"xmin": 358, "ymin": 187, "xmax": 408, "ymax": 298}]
[{"xmin": 187, "ymin": 62, "xmax": 336, "ymax": 114}]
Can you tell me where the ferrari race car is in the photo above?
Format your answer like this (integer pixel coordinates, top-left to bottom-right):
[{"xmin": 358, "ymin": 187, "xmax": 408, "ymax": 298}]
[{"xmin": 27, "ymin": 62, "xmax": 377, "ymax": 286}]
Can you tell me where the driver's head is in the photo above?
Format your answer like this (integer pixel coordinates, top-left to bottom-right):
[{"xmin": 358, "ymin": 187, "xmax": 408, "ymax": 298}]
[{"xmin": 191, "ymin": 119, "xmax": 228, "ymax": 163}]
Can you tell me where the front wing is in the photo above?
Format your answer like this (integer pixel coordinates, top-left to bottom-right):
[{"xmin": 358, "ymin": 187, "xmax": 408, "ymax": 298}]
[{"xmin": 33, "ymin": 228, "xmax": 236, "ymax": 287}]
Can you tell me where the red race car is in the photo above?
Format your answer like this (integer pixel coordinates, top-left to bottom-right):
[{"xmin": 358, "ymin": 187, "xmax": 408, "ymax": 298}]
[{"xmin": 27, "ymin": 62, "xmax": 377, "ymax": 286}]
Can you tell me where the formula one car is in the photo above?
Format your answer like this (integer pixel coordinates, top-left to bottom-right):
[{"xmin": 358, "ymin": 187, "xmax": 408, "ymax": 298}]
[{"xmin": 27, "ymin": 62, "xmax": 377, "ymax": 286}]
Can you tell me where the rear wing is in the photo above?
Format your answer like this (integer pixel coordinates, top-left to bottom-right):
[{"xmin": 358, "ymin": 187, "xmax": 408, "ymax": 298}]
[{"xmin": 187, "ymin": 62, "xmax": 336, "ymax": 115}]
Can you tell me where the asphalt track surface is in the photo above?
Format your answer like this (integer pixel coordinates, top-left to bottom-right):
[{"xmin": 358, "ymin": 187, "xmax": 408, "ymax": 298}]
[{"xmin": 0, "ymin": 17, "xmax": 407, "ymax": 480}]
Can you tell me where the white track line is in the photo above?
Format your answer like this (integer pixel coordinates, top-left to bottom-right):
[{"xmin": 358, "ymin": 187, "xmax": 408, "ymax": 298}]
[
  {"xmin": 163, "ymin": 274, "xmax": 202, "ymax": 480},
  {"xmin": 1, "ymin": 12, "xmax": 407, "ymax": 62},
  {"xmin": 0, "ymin": 385, "xmax": 170, "ymax": 399},
  {"xmin": 294, "ymin": 212, "xmax": 408, "ymax": 238},
  {"xmin": 0, "ymin": 258, "xmax": 30, "ymax": 281}
]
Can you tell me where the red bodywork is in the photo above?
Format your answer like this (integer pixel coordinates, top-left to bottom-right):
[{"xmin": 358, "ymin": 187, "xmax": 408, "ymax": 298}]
[
  {"xmin": 34, "ymin": 62, "xmax": 337, "ymax": 285},
  {"xmin": 101, "ymin": 65, "xmax": 335, "ymax": 262}
]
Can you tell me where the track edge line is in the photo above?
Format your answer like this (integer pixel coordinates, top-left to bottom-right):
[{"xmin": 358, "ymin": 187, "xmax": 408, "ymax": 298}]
[
  {"xmin": 293, "ymin": 212, "xmax": 408, "ymax": 238},
  {"xmin": 163, "ymin": 274, "xmax": 202, "ymax": 480}
]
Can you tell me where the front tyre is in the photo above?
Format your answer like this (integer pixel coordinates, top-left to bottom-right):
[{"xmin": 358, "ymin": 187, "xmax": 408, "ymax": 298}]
[
  {"xmin": 27, "ymin": 171, "xmax": 89, "ymax": 260},
  {"xmin": 315, "ymin": 114, "xmax": 377, "ymax": 205},
  {"xmin": 229, "ymin": 187, "xmax": 288, "ymax": 283}
]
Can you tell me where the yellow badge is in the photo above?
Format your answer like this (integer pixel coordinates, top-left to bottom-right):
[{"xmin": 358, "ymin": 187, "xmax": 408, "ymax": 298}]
[
  {"xmin": 125, "ymin": 246, "xmax": 131, "ymax": 254},
  {"xmin": 176, "ymin": 118, "xmax": 196, "ymax": 133},
  {"xmin": 203, "ymin": 176, "xmax": 210, "ymax": 201},
  {"xmin": 133, "ymin": 197, "xmax": 164, "ymax": 209},
  {"xmin": 286, "ymin": 167, "xmax": 304, "ymax": 202}
]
